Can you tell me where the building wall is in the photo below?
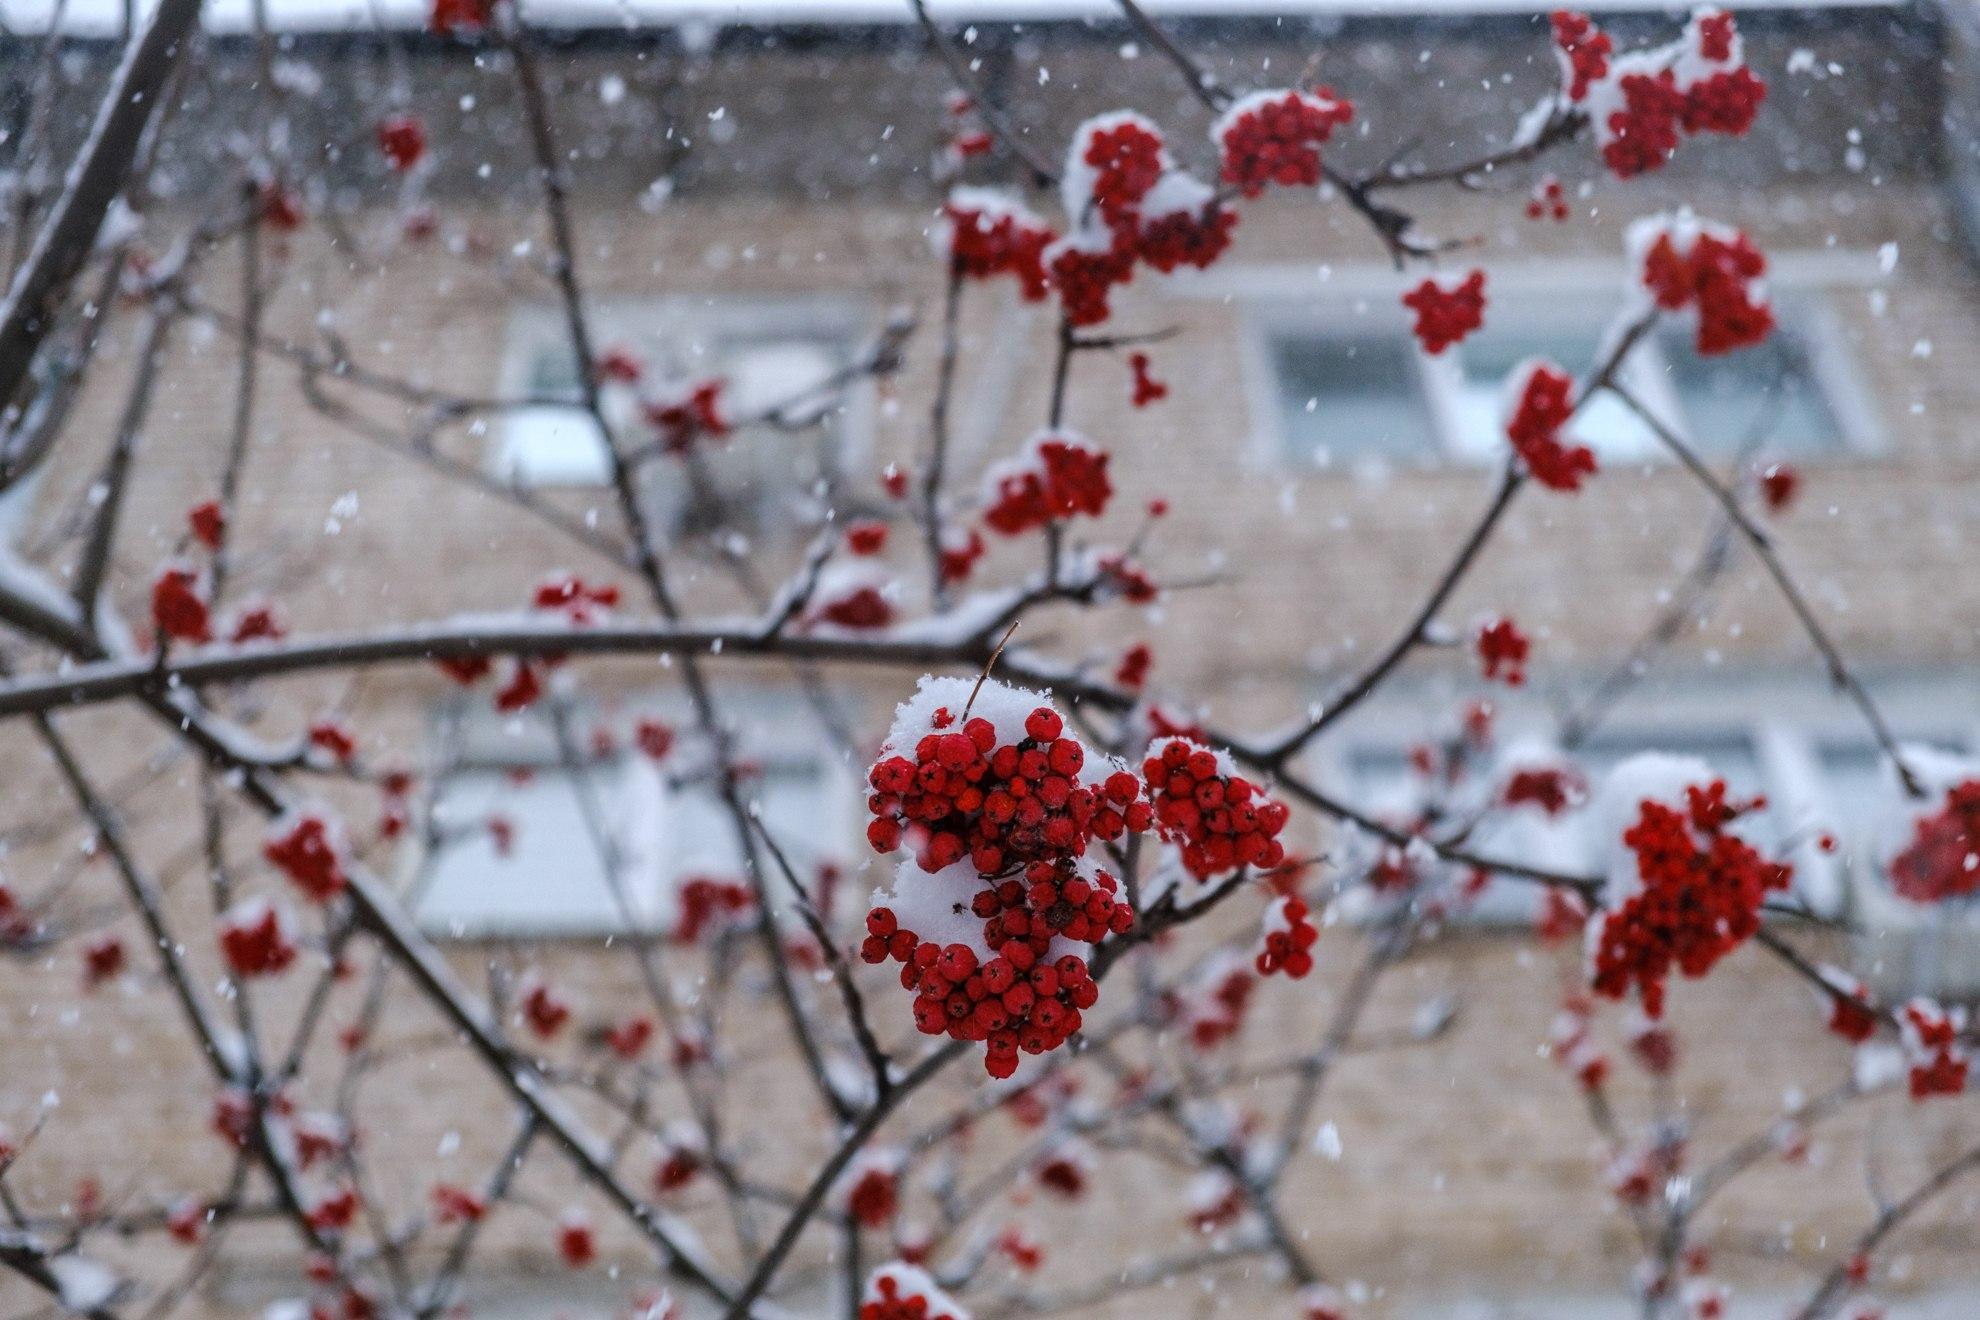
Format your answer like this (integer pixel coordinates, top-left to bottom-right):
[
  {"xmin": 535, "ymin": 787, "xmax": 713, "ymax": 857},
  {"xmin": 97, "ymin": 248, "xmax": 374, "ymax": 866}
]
[{"xmin": 2, "ymin": 12, "xmax": 1979, "ymax": 1316}]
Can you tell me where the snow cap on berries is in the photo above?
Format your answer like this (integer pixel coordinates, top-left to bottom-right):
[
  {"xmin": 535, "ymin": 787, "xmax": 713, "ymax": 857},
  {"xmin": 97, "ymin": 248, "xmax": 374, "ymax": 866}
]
[
  {"xmin": 861, "ymin": 1262, "xmax": 967, "ymax": 1320},
  {"xmin": 1589, "ymin": 753, "xmax": 1716, "ymax": 905}
]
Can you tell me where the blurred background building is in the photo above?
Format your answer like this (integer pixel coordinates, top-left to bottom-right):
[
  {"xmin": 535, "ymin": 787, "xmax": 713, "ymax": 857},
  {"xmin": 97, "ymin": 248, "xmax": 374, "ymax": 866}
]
[{"xmin": 4, "ymin": 0, "xmax": 1980, "ymax": 1314}]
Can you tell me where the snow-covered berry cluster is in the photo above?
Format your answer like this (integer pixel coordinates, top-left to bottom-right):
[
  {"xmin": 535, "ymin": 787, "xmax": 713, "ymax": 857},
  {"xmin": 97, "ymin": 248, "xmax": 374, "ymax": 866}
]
[
  {"xmin": 376, "ymin": 114, "xmax": 427, "ymax": 173},
  {"xmin": 981, "ymin": 431, "xmax": 1114, "ymax": 537},
  {"xmin": 1633, "ymin": 214, "xmax": 1774, "ymax": 355},
  {"xmin": 1526, "ymin": 174, "xmax": 1571, "ymax": 222},
  {"xmin": 643, "ymin": 379, "xmax": 729, "ymax": 454},
  {"xmin": 1213, "ymin": 88, "xmax": 1354, "ymax": 196},
  {"xmin": 860, "ymin": 1263, "xmax": 967, "ymax": 1320},
  {"xmin": 1885, "ymin": 778, "xmax": 1980, "ymax": 904},
  {"xmin": 219, "ymin": 898, "xmax": 299, "ymax": 979},
  {"xmin": 151, "ymin": 562, "xmax": 214, "ymax": 646},
  {"xmin": 1589, "ymin": 759, "xmax": 1791, "ymax": 1018},
  {"xmin": 1899, "ymin": 997, "xmax": 1969, "ymax": 1100},
  {"xmin": 862, "ymin": 678, "xmax": 1151, "ymax": 1076},
  {"xmin": 264, "ymin": 812, "xmax": 350, "ymax": 903},
  {"xmin": 941, "ymin": 188, "xmax": 1055, "ymax": 300},
  {"xmin": 806, "ymin": 561, "xmax": 898, "ymax": 631},
  {"xmin": 1504, "ymin": 764, "xmax": 1587, "ymax": 816},
  {"xmin": 1401, "ymin": 270, "xmax": 1487, "ymax": 355},
  {"xmin": 1815, "ymin": 965, "xmax": 1879, "ymax": 1043},
  {"xmin": 1504, "ymin": 360, "xmax": 1598, "ymax": 492},
  {"xmin": 1255, "ymin": 894, "xmax": 1317, "ymax": 979},
  {"xmin": 1474, "ymin": 617, "xmax": 1531, "ymax": 687},
  {"xmin": 1555, "ymin": 9, "xmax": 1766, "ymax": 179}
]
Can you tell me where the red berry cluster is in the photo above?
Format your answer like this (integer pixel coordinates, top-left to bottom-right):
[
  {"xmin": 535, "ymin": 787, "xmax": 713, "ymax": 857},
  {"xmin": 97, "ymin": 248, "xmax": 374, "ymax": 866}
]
[
  {"xmin": 1551, "ymin": 10, "xmax": 1612, "ymax": 101},
  {"xmin": 865, "ymin": 704, "xmax": 1142, "ymax": 873},
  {"xmin": 1591, "ymin": 11, "xmax": 1765, "ymax": 178},
  {"xmin": 264, "ymin": 814, "xmax": 349, "ymax": 903},
  {"xmin": 151, "ymin": 563, "xmax": 214, "ymax": 645},
  {"xmin": 1255, "ymin": 895, "xmax": 1317, "ymax": 978},
  {"xmin": 376, "ymin": 114, "xmax": 427, "ymax": 173},
  {"xmin": 1401, "ymin": 270, "xmax": 1487, "ymax": 355},
  {"xmin": 643, "ymin": 380, "xmax": 729, "ymax": 454},
  {"xmin": 860, "ymin": 1265, "xmax": 965, "ymax": 1320},
  {"xmin": 520, "ymin": 976, "xmax": 571, "ymax": 1039},
  {"xmin": 1044, "ymin": 115, "xmax": 1238, "ymax": 325},
  {"xmin": 1078, "ymin": 116, "xmax": 1167, "ymax": 227},
  {"xmin": 862, "ymin": 692, "xmax": 1153, "ymax": 1076},
  {"xmin": 982, "ymin": 433, "xmax": 1113, "ymax": 537},
  {"xmin": 673, "ymin": 876, "xmax": 755, "ymax": 943},
  {"xmin": 428, "ymin": 0, "xmax": 492, "ymax": 33},
  {"xmin": 1639, "ymin": 224, "xmax": 1774, "ymax": 355},
  {"xmin": 533, "ymin": 574, "xmax": 621, "ymax": 623},
  {"xmin": 1888, "ymin": 780, "xmax": 1980, "ymax": 904},
  {"xmin": 1214, "ymin": 88, "xmax": 1354, "ymax": 197},
  {"xmin": 846, "ymin": 520, "xmax": 889, "ymax": 555},
  {"xmin": 219, "ymin": 898, "xmax": 298, "ymax": 979},
  {"xmin": 1096, "ymin": 551, "xmax": 1159, "ymax": 604},
  {"xmin": 1526, "ymin": 175, "xmax": 1571, "ymax": 222},
  {"xmin": 1817, "ymin": 966, "xmax": 1879, "ymax": 1043},
  {"xmin": 1135, "ymin": 199, "xmax": 1238, "ymax": 275},
  {"xmin": 1114, "ymin": 641, "xmax": 1153, "ymax": 690},
  {"xmin": 431, "ymin": 1183, "xmax": 486, "ymax": 1224},
  {"xmin": 1504, "ymin": 765, "xmax": 1585, "ymax": 815},
  {"xmin": 803, "ymin": 562, "xmax": 898, "ymax": 633},
  {"xmin": 1175, "ymin": 958, "xmax": 1255, "ymax": 1049},
  {"xmin": 226, "ymin": 599, "xmax": 287, "ymax": 644},
  {"xmin": 943, "ymin": 190, "xmax": 1055, "ymax": 300},
  {"xmin": 1900, "ymin": 998, "xmax": 1969, "ymax": 1099},
  {"xmin": 1759, "ymin": 463, "xmax": 1800, "ymax": 515},
  {"xmin": 308, "ymin": 719, "xmax": 359, "ymax": 765},
  {"xmin": 863, "ymin": 882, "xmax": 1126, "ymax": 1074},
  {"xmin": 1474, "ymin": 616, "xmax": 1531, "ymax": 686},
  {"xmin": 188, "ymin": 499, "xmax": 226, "ymax": 550},
  {"xmin": 1590, "ymin": 781, "xmax": 1791, "ymax": 1017},
  {"xmin": 83, "ymin": 934, "xmax": 125, "ymax": 989},
  {"xmin": 1141, "ymin": 739, "xmax": 1290, "ymax": 881},
  {"xmin": 1128, "ymin": 352, "xmax": 1168, "ymax": 408},
  {"xmin": 597, "ymin": 345, "xmax": 644, "ymax": 383},
  {"xmin": 556, "ymin": 1211, "xmax": 596, "ymax": 1267},
  {"xmin": 1044, "ymin": 235, "xmax": 1137, "ymax": 327},
  {"xmin": 841, "ymin": 1155, "xmax": 899, "ymax": 1227},
  {"xmin": 938, "ymin": 526, "xmax": 985, "ymax": 585},
  {"xmin": 1505, "ymin": 361, "xmax": 1598, "ymax": 492}
]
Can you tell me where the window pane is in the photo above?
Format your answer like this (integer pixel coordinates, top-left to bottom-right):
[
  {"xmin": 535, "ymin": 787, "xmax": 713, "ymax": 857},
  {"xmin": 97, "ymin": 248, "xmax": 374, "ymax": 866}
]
[
  {"xmin": 418, "ymin": 767, "xmax": 642, "ymax": 937},
  {"xmin": 495, "ymin": 406, "xmax": 614, "ymax": 486},
  {"xmin": 1658, "ymin": 328, "xmax": 1842, "ymax": 457},
  {"xmin": 723, "ymin": 337, "xmax": 843, "ymax": 418},
  {"xmin": 416, "ymin": 702, "xmax": 835, "ymax": 937},
  {"xmin": 1815, "ymin": 736, "xmax": 1967, "ymax": 857},
  {"xmin": 1270, "ymin": 336, "xmax": 1436, "ymax": 467}
]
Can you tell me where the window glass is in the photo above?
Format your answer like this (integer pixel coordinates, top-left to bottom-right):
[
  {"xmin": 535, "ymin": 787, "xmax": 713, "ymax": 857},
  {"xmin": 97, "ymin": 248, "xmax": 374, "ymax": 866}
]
[
  {"xmin": 1658, "ymin": 326, "xmax": 1843, "ymax": 457},
  {"xmin": 1270, "ymin": 336, "xmax": 1437, "ymax": 467},
  {"xmin": 413, "ymin": 701, "xmax": 835, "ymax": 938},
  {"xmin": 497, "ymin": 309, "xmax": 860, "ymax": 518}
]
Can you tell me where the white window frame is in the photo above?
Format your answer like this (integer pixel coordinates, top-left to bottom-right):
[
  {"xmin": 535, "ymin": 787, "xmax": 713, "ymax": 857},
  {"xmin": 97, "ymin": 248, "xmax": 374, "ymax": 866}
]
[
  {"xmin": 493, "ymin": 295, "xmax": 878, "ymax": 521},
  {"xmin": 407, "ymin": 688, "xmax": 857, "ymax": 940},
  {"xmin": 1160, "ymin": 256, "xmax": 1887, "ymax": 475}
]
